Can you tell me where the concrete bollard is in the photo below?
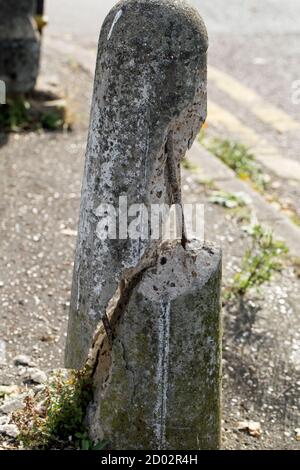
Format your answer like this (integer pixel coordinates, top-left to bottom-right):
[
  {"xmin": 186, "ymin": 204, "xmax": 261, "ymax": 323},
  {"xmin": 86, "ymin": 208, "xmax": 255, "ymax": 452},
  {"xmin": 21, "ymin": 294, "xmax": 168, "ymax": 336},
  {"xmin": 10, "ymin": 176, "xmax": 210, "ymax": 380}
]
[
  {"xmin": 65, "ymin": 0, "xmax": 208, "ymax": 369},
  {"xmin": 0, "ymin": 0, "xmax": 40, "ymax": 95},
  {"xmin": 65, "ymin": 0, "xmax": 222, "ymax": 450},
  {"xmin": 86, "ymin": 240, "xmax": 222, "ymax": 450}
]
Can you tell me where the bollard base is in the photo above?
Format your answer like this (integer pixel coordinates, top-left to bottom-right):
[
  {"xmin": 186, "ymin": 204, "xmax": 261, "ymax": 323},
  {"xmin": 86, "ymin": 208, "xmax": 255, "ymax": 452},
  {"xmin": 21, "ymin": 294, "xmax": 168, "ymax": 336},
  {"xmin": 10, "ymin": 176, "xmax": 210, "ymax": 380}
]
[{"xmin": 86, "ymin": 240, "xmax": 222, "ymax": 450}]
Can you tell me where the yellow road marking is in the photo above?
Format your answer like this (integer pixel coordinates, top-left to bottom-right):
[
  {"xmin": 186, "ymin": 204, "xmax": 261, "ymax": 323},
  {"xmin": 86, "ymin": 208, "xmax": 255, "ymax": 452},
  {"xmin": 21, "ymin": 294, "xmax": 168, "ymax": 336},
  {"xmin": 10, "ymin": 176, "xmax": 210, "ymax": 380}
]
[
  {"xmin": 208, "ymin": 65, "xmax": 300, "ymax": 133},
  {"xmin": 207, "ymin": 100, "xmax": 300, "ymax": 180}
]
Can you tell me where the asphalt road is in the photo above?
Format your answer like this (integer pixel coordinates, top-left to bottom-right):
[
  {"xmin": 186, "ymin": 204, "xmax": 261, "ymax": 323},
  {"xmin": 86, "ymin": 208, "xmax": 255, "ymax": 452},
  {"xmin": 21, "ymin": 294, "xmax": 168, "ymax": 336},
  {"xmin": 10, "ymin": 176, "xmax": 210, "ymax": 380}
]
[{"xmin": 47, "ymin": 0, "xmax": 300, "ymax": 37}]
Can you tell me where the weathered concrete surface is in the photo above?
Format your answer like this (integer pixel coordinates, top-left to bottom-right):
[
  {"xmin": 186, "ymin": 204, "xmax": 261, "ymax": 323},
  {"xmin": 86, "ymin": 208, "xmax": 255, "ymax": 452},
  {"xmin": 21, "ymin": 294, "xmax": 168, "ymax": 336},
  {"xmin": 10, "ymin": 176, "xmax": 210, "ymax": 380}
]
[
  {"xmin": 86, "ymin": 240, "xmax": 222, "ymax": 450},
  {"xmin": 65, "ymin": 0, "xmax": 208, "ymax": 369},
  {"xmin": 0, "ymin": 0, "xmax": 40, "ymax": 94}
]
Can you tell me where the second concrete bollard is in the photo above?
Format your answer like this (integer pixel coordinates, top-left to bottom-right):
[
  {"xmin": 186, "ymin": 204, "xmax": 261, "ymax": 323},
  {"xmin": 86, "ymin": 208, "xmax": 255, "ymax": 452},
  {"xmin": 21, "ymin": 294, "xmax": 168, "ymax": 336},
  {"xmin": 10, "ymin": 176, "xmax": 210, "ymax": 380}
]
[{"xmin": 0, "ymin": 0, "xmax": 40, "ymax": 95}]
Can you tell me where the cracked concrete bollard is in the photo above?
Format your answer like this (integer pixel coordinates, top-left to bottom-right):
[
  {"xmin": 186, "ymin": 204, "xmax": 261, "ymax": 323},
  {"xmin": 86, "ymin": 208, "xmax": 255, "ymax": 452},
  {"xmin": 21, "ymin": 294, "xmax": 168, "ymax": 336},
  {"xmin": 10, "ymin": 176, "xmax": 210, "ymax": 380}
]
[
  {"xmin": 0, "ymin": 0, "xmax": 40, "ymax": 94},
  {"xmin": 87, "ymin": 241, "xmax": 222, "ymax": 450},
  {"xmin": 65, "ymin": 0, "xmax": 222, "ymax": 450},
  {"xmin": 66, "ymin": 0, "xmax": 208, "ymax": 369}
]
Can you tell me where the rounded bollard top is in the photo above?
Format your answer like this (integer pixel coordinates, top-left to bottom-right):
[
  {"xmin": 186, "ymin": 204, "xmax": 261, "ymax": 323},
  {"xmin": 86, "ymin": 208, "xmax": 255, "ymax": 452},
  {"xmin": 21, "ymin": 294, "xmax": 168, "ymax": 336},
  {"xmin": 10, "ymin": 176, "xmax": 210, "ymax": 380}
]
[
  {"xmin": 100, "ymin": 0, "xmax": 208, "ymax": 53},
  {"xmin": 95, "ymin": 0, "xmax": 209, "ymax": 123}
]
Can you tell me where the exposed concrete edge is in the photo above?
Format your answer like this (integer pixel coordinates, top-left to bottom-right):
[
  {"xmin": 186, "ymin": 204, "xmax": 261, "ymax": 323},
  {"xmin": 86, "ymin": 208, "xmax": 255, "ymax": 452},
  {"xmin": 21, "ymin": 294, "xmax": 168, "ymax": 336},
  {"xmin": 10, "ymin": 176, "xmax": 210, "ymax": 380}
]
[{"xmin": 187, "ymin": 142, "xmax": 300, "ymax": 257}]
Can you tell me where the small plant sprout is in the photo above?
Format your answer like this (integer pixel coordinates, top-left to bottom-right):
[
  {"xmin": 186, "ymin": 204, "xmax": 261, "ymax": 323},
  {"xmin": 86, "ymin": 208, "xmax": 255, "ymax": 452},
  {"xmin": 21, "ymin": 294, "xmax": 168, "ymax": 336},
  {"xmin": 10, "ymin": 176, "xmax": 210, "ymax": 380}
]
[
  {"xmin": 228, "ymin": 224, "xmax": 288, "ymax": 298},
  {"xmin": 12, "ymin": 369, "xmax": 106, "ymax": 450},
  {"xmin": 181, "ymin": 158, "xmax": 200, "ymax": 172},
  {"xmin": 0, "ymin": 96, "xmax": 69, "ymax": 132},
  {"xmin": 209, "ymin": 190, "xmax": 251, "ymax": 209},
  {"xmin": 203, "ymin": 138, "xmax": 269, "ymax": 192}
]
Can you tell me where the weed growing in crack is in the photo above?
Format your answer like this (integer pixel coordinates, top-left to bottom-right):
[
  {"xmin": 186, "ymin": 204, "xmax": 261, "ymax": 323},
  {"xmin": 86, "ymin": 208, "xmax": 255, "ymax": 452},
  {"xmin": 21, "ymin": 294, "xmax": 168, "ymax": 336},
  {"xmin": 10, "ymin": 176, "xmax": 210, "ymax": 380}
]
[
  {"xmin": 202, "ymin": 138, "xmax": 269, "ymax": 193},
  {"xmin": 209, "ymin": 190, "xmax": 251, "ymax": 209},
  {"xmin": 226, "ymin": 224, "xmax": 288, "ymax": 298},
  {"xmin": 12, "ymin": 369, "xmax": 106, "ymax": 450}
]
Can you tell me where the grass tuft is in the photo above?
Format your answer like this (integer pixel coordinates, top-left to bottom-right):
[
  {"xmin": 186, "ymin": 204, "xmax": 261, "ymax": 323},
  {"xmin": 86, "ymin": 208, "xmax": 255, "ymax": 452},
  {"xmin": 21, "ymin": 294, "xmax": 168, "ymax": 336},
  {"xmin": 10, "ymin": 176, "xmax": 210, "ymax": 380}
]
[
  {"xmin": 203, "ymin": 138, "xmax": 269, "ymax": 192},
  {"xmin": 181, "ymin": 158, "xmax": 199, "ymax": 172},
  {"xmin": 209, "ymin": 190, "xmax": 250, "ymax": 209},
  {"xmin": 0, "ymin": 96, "xmax": 69, "ymax": 132},
  {"xmin": 227, "ymin": 224, "xmax": 288, "ymax": 298},
  {"xmin": 12, "ymin": 369, "xmax": 106, "ymax": 450}
]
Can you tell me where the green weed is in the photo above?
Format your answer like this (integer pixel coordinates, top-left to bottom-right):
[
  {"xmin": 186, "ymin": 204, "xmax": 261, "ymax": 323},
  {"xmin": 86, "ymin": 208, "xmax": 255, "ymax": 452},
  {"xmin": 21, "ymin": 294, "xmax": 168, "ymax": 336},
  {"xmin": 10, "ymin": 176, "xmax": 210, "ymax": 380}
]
[
  {"xmin": 181, "ymin": 158, "xmax": 199, "ymax": 172},
  {"xmin": 0, "ymin": 97, "xmax": 67, "ymax": 132},
  {"xmin": 12, "ymin": 369, "xmax": 106, "ymax": 450},
  {"xmin": 209, "ymin": 190, "xmax": 250, "ymax": 209},
  {"xmin": 204, "ymin": 138, "xmax": 269, "ymax": 192},
  {"xmin": 41, "ymin": 111, "xmax": 64, "ymax": 130},
  {"xmin": 198, "ymin": 178, "xmax": 217, "ymax": 191},
  {"xmin": 0, "ymin": 98, "xmax": 31, "ymax": 132},
  {"xmin": 228, "ymin": 224, "xmax": 288, "ymax": 298},
  {"xmin": 290, "ymin": 213, "xmax": 300, "ymax": 227}
]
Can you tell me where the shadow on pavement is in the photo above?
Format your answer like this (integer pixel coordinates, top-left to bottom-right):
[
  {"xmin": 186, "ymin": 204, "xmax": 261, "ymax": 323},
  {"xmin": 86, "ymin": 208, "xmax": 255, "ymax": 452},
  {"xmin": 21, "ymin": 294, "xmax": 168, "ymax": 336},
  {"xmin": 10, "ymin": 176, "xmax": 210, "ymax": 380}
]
[{"xmin": 0, "ymin": 131, "xmax": 9, "ymax": 148}]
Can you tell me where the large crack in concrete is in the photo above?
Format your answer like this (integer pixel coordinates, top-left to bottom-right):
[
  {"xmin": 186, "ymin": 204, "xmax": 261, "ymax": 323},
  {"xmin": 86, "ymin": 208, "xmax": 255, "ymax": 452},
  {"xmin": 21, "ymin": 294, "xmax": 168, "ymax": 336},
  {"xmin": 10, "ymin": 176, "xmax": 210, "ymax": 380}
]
[{"xmin": 85, "ymin": 241, "xmax": 164, "ymax": 441}]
